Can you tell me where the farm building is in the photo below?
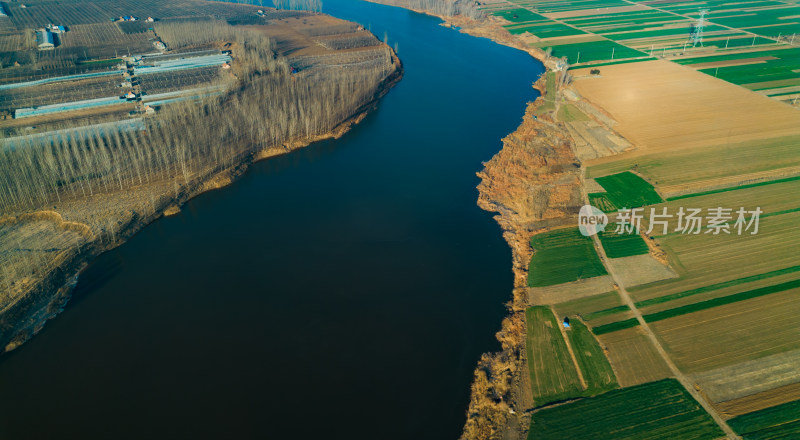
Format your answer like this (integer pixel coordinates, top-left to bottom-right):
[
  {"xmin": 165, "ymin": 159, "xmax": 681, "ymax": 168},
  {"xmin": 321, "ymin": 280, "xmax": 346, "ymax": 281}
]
[
  {"xmin": 563, "ymin": 317, "xmax": 571, "ymax": 329},
  {"xmin": 36, "ymin": 30, "xmax": 55, "ymax": 50},
  {"xmin": 47, "ymin": 24, "xmax": 67, "ymax": 34}
]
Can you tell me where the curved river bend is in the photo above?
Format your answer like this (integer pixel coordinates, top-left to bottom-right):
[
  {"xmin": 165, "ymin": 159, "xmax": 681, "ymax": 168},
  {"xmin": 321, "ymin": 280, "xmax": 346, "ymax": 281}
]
[{"xmin": 0, "ymin": 2, "xmax": 543, "ymax": 438}]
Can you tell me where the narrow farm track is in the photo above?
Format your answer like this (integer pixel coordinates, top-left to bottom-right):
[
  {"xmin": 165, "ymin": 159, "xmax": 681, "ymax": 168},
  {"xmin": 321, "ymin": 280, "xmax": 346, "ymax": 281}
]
[{"xmin": 579, "ymin": 167, "xmax": 740, "ymax": 440}]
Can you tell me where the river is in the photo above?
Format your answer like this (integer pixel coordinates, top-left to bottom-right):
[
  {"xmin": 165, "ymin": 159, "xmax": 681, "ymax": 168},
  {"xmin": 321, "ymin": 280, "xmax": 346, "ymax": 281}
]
[{"xmin": 0, "ymin": 2, "xmax": 543, "ymax": 438}]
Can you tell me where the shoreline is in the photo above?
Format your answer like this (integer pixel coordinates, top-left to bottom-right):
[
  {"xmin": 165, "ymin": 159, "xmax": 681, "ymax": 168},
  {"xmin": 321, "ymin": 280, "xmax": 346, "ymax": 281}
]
[
  {"xmin": 362, "ymin": 2, "xmax": 583, "ymax": 438},
  {"xmin": 0, "ymin": 50, "xmax": 404, "ymax": 355}
]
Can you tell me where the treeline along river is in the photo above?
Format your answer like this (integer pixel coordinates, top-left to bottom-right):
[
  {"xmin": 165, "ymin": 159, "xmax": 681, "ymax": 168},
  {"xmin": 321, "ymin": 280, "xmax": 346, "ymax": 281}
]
[{"xmin": 0, "ymin": 1, "xmax": 543, "ymax": 438}]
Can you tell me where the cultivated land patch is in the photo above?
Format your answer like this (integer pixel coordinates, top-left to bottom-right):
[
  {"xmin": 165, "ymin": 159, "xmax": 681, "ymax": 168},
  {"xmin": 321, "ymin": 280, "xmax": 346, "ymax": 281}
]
[
  {"xmin": 728, "ymin": 399, "xmax": 800, "ymax": 439},
  {"xmin": 565, "ymin": 319, "xmax": 619, "ymax": 396},
  {"xmin": 624, "ymin": 210, "xmax": 800, "ymax": 306},
  {"xmin": 717, "ymin": 382, "xmax": 800, "ymax": 418},
  {"xmin": 598, "ymin": 327, "xmax": 671, "ymax": 387},
  {"xmin": 571, "ymin": 60, "xmax": 800, "ymax": 153},
  {"xmin": 605, "ymin": 254, "xmax": 677, "ymax": 289},
  {"xmin": 652, "ymin": 287, "xmax": 800, "ymax": 373},
  {"xmin": 527, "ymin": 227, "xmax": 607, "ymax": 287},
  {"xmin": 527, "ymin": 379, "xmax": 724, "ymax": 440},
  {"xmin": 691, "ymin": 349, "xmax": 800, "ymax": 404},
  {"xmin": 524, "ymin": 306, "xmax": 584, "ymax": 406},
  {"xmin": 592, "ymin": 171, "xmax": 663, "ymax": 210},
  {"xmin": 597, "ymin": 230, "xmax": 649, "ymax": 258},
  {"xmin": 528, "ymin": 275, "xmax": 616, "ymax": 305}
]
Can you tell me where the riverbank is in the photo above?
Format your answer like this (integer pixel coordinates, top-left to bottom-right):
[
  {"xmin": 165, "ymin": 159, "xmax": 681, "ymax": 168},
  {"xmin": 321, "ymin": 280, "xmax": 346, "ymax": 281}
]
[
  {"xmin": 360, "ymin": 2, "xmax": 602, "ymax": 438},
  {"xmin": 0, "ymin": 43, "xmax": 403, "ymax": 354}
]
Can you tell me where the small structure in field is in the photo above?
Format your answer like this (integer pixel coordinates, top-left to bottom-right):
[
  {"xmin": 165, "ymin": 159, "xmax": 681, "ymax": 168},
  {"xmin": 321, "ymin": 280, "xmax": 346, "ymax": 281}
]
[
  {"xmin": 146, "ymin": 17, "xmax": 155, "ymax": 22},
  {"xmin": 118, "ymin": 15, "xmax": 138, "ymax": 22},
  {"xmin": 144, "ymin": 105, "xmax": 155, "ymax": 114},
  {"xmin": 125, "ymin": 92, "xmax": 136, "ymax": 100},
  {"xmin": 221, "ymin": 63, "xmax": 231, "ymax": 70},
  {"xmin": 562, "ymin": 317, "xmax": 571, "ymax": 329},
  {"xmin": 36, "ymin": 30, "xmax": 55, "ymax": 50},
  {"xmin": 153, "ymin": 40, "xmax": 166, "ymax": 51},
  {"xmin": 47, "ymin": 24, "xmax": 66, "ymax": 33}
]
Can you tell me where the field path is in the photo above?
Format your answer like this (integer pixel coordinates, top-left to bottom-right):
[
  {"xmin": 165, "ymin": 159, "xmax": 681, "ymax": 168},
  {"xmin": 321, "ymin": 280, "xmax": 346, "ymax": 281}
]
[
  {"xmin": 579, "ymin": 167, "xmax": 740, "ymax": 440},
  {"xmin": 553, "ymin": 305, "xmax": 588, "ymax": 390}
]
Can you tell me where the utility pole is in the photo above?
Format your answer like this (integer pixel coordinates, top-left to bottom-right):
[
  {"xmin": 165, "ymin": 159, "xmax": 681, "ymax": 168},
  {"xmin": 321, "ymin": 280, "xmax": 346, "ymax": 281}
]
[
  {"xmin": 611, "ymin": 47, "xmax": 615, "ymax": 60},
  {"xmin": 752, "ymin": 35, "xmax": 756, "ymax": 46},
  {"xmin": 576, "ymin": 51, "xmax": 580, "ymax": 64},
  {"xmin": 725, "ymin": 37, "xmax": 729, "ymax": 49}
]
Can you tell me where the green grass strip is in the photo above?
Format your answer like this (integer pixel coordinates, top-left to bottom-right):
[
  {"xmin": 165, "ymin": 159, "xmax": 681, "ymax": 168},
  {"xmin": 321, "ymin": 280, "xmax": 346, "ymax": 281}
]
[
  {"xmin": 667, "ymin": 175, "xmax": 800, "ymax": 201},
  {"xmin": 643, "ymin": 279, "xmax": 800, "ymax": 323},
  {"xmin": 592, "ymin": 318, "xmax": 639, "ymax": 335},
  {"xmin": 635, "ymin": 265, "xmax": 800, "ymax": 308}
]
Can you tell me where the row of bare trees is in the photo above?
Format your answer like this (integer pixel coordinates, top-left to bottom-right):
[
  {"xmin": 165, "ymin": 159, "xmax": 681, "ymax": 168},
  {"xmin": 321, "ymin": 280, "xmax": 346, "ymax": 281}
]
[
  {"xmin": 399, "ymin": 0, "xmax": 484, "ymax": 19},
  {"xmin": 0, "ymin": 22, "xmax": 396, "ymax": 217}
]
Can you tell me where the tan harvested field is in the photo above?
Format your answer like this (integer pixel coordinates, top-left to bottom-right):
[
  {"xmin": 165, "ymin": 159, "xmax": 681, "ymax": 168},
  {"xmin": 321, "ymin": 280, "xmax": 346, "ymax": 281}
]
[
  {"xmin": 691, "ymin": 349, "xmax": 800, "ymax": 403},
  {"xmin": 553, "ymin": 290, "xmax": 621, "ymax": 316},
  {"xmin": 586, "ymin": 134, "xmax": 800, "ymax": 190},
  {"xmin": 716, "ymin": 382, "xmax": 800, "ymax": 417},
  {"xmin": 598, "ymin": 327, "xmax": 672, "ymax": 387},
  {"xmin": 605, "ymin": 254, "xmax": 677, "ymax": 289},
  {"xmin": 571, "ymin": 60, "xmax": 800, "ymax": 155},
  {"xmin": 632, "ymin": 212, "xmax": 800, "ymax": 304},
  {"xmin": 528, "ymin": 275, "xmax": 615, "ymax": 305},
  {"xmin": 639, "ymin": 270, "xmax": 800, "ymax": 314},
  {"xmin": 652, "ymin": 287, "xmax": 800, "ymax": 373}
]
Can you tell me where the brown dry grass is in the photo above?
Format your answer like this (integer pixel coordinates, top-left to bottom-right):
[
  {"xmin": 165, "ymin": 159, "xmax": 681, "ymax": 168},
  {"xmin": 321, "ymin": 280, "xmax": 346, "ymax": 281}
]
[
  {"xmin": 598, "ymin": 326, "xmax": 672, "ymax": 387},
  {"xmin": 571, "ymin": 60, "xmax": 800, "ymax": 157},
  {"xmin": 652, "ymin": 287, "xmax": 800, "ymax": 373}
]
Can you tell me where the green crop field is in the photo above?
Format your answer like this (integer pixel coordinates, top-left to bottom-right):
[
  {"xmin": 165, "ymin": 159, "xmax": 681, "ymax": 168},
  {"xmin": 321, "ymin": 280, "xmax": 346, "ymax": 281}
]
[
  {"xmin": 527, "ymin": 379, "xmax": 725, "ymax": 440},
  {"xmin": 589, "ymin": 193, "xmax": 617, "ymax": 213},
  {"xmin": 565, "ymin": 320, "xmax": 618, "ymax": 395},
  {"xmin": 597, "ymin": 230, "xmax": 649, "ymax": 258},
  {"xmin": 508, "ymin": 22, "xmax": 587, "ymax": 38},
  {"xmin": 592, "ymin": 318, "xmax": 639, "ymax": 335},
  {"xmin": 528, "ymin": 227, "xmax": 607, "ymax": 287},
  {"xmin": 536, "ymin": 71, "xmax": 557, "ymax": 115},
  {"xmin": 525, "ymin": 306, "xmax": 584, "ymax": 406},
  {"xmin": 593, "ymin": 171, "xmax": 663, "ymax": 210},
  {"xmin": 493, "ymin": 8, "xmax": 547, "ymax": 23},
  {"xmin": 728, "ymin": 399, "xmax": 800, "ymax": 439},
  {"xmin": 545, "ymin": 40, "xmax": 647, "ymax": 65}
]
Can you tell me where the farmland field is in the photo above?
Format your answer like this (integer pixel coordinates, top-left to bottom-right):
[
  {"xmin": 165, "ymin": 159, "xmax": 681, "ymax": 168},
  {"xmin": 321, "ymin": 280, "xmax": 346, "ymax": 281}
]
[
  {"xmin": 524, "ymin": 306, "xmax": 584, "ymax": 406},
  {"xmin": 528, "ymin": 227, "xmax": 607, "ymax": 287},
  {"xmin": 598, "ymin": 327, "xmax": 671, "ymax": 386},
  {"xmin": 652, "ymin": 287, "xmax": 800, "ymax": 372},
  {"xmin": 564, "ymin": 320, "xmax": 618, "ymax": 395},
  {"xmin": 527, "ymin": 379, "xmax": 724, "ymax": 440},
  {"xmin": 597, "ymin": 230, "xmax": 648, "ymax": 258},
  {"xmin": 728, "ymin": 399, "xmax": 800, "ymax": 439},
  {"xmin": 592, "ymin": 171, "xmax": 663, "ymax": 210}
]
